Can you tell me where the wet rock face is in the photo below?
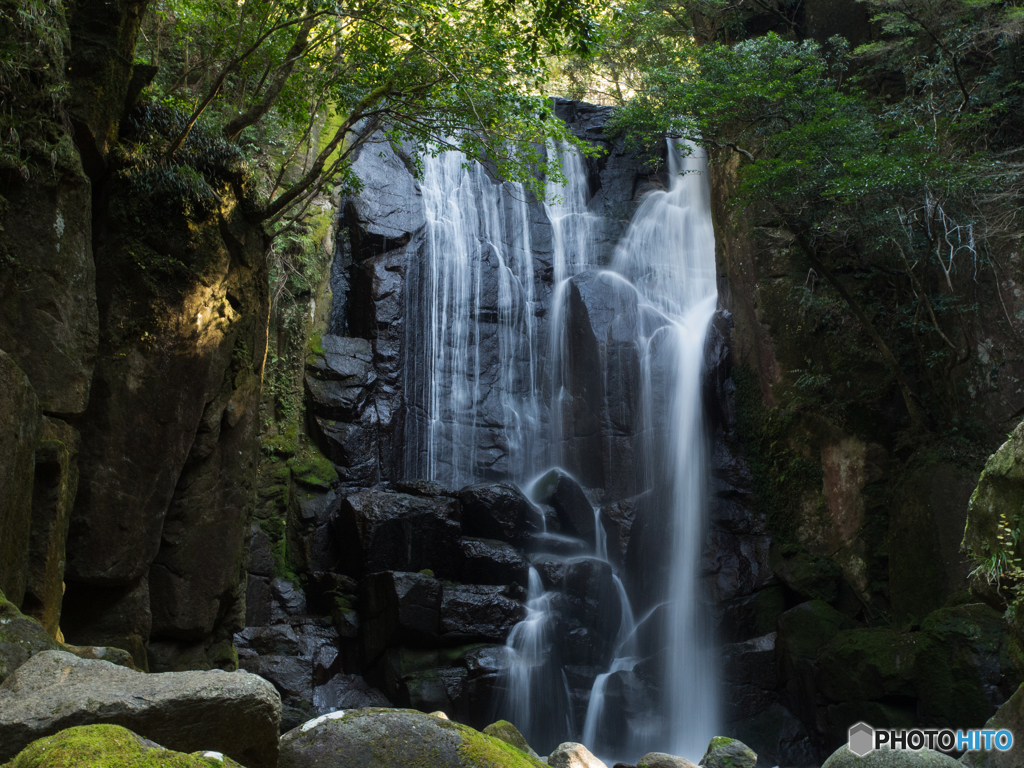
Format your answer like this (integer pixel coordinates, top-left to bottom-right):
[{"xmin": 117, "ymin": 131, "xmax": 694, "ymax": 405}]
[
  {"xmin": 459, "ymin": 483, "xmax": 541, "ymax": 544},
  {"xmin": 332, "ymin": 488, "xmax": 462, "ymax": 577}
]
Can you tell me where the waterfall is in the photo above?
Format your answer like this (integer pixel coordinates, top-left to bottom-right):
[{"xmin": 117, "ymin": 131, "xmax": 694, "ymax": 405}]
[
  {"xmin": 614, "ymin": 140, "xmax": 720, "ymax": 758},
  {"xmin": 405, "ymin": 150, "xmax": 542, "ymax": 486},
  {"xmin": 403, "ymin": 136, "xmax": 719, "ymax": 760}
]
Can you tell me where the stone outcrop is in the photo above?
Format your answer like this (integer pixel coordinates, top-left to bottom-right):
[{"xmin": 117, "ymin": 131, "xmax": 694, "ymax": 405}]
[{"xmin": 0, "ymin": 650, "xmax": 281, "ymax": 768}]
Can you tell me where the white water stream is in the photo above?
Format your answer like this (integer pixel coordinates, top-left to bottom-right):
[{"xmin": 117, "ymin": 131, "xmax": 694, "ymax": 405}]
[{"xmin": 406, "ymin": 139, "xmax": 719, "ymax": 761}]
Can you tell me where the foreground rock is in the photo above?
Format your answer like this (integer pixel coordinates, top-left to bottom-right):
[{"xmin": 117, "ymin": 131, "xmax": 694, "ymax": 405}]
[
  {"xmin": 0, "ymin": 651, "xmax": 281, "ymax": 768},
  {"xmin": 4, "ymin": 724, "xmax": 246, "ymax": 767},
  {"xmin": 960, "ymin": 681, "xmax": 1024, "ymax": 768},
  {"xmin": 822, "ymin": 746, "xmax": 960, "ymax": 767},
  {"xmin": 699, "ymin": 737, "xmax": 756, "ymax": 768},
  {"xmin": 636, "ymin": 753, "xmax": 698, "ymax": 768},
  {"xmin": 549, "ymin": 741, "xmax": 608, "ymax": 768},
  {"xmin": 0, "ymin": 590, "xmax": 134, "ymax": 684},
  {"xmin": 280, "ymin": 708, "xmax": 546, "ymax": 767}
]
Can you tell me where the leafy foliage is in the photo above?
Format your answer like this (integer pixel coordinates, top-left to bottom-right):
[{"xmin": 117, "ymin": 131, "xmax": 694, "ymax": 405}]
[{"xmin": 593, "ymin": 0, "xmax": 1023, "ymax": 433}]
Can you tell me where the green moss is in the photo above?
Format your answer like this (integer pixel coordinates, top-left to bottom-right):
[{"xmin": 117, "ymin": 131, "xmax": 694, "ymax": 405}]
[
  {"xmin": 733, "ymin": 366, "xmax": 824, "ymax": 547},
  {"xmin": 481, "ymin": 721, "xmax": 535, "ymax": 756},
  {"xmin": 708, "ymin": 737, "xmax": 736, "ymax": 750},
  {"xmin": 3, "ymin": 724, "xmax": 237, "ymax": 767},
  {"xmin": 261, "ymin": 423, "xmax": 298, "ymax": 457},
  {"xmin": 287, "ymin": 446, "xmax": 337, "ymax": 489},
  {"xmin": 419, "ymin": 569, "xmax": 435, "ymax": 578},
  {"xmin": 437, "ymin": 720, "xmax": 546, "ymax": 768}
]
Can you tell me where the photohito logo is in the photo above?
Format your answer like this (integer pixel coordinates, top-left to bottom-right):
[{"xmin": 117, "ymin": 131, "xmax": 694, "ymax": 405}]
[{"xmin": 847, "ymin": 722, "xmax": 1014, "ymax": 757}]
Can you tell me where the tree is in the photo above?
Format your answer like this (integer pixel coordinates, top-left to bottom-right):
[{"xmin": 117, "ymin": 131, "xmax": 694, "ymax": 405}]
[
  {"xmin": 593, "ymin": 0, "xmax": 1023, "ymax": 431},
  {"xmin": 134, "ymin": 0, "xmax": 598, "ymax": 235}
]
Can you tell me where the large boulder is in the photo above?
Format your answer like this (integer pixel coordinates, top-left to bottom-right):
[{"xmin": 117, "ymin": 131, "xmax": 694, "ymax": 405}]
[
  {"xmin": 305, "ymin": 335, "xmax": 376, "ymax": 419},
  {"xmin": 4, "ymin": 724, "xmax": 247, "ymax": 768},
  {"xmin": 0, "ymin": 650, "xmax": 281, "ymax": 768},
  {"xmin": 332, "ymin": 488, "xmax": 462, "ymax": 577},
  {"xmin": 699, "ymin": 736, "xmax": 756, "ymax": 768},
  {"xmin": 459, "ymin": 483, "xmax": 540, "ymax": 544},
  {"xmin": 822, "ymin": 746, "xmax": 959, "ymax": 767},
  {"xmin": 279, "ymin": 707, "xmax": 546, "ymax": 767}
]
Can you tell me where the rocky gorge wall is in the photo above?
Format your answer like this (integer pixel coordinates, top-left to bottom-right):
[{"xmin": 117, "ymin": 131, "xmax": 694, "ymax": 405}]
[{"xmin": 0, "ymin": 0, "xmax": 268, "ymax": 674}]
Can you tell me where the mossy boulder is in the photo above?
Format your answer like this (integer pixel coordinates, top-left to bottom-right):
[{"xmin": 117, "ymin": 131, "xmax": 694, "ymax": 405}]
[
  {"xmin": 913, "ymin": 603, "xmax": 1016, "ymax": 728},
  {"xmin": 482, "ymin": 721, "xmax": 538, "ymax": 757},
  {"xmin": 962, "ymin": 420, "xmax": 1024, "ymax": 605},
  {"xmin": 699, "ymin": 736, "xmax": 757, "ymax": 768},
  {"xmin": 816, "ymin": 628, "xmax": 917, "ymax": 702},
  {"xmin": 279, "ymin": 708, "xmax": 548, "ymax": 768},
  {"xmin": 820, "ymin": 745, "xmax": 959, "ymax": 767},
  {"xmin": 2, "ymin": 724, "xmax": 246, "ymax": 767}
]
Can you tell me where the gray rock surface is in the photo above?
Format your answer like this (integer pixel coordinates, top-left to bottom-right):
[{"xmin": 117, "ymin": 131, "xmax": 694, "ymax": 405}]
[{"xmin": 0, "ymin": 650, "xmax": 281, "ymax": 768}]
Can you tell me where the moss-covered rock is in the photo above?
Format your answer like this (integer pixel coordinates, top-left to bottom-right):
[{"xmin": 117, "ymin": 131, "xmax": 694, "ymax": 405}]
[
  {"xmin": 821, "ymin": 746, "xmax": 958, "ymax": 767},
  {"xmin": 2, "ymin": 724, "xmax": 245, "ymax": 767},
  {"xmin": 816, "ymin": 628, "xmax": 917, "ymax": 702},
  {"xmin": 913, "ymin": 603, "xmax": 1016, "ymax": 728},
  {"xmin": 962, "ymin": 420, "xmax": 1024, "ymax": 607},
  {"xmin": 699, "ymin": 736, "xmax": 757, "ymax": 768},
  {"xmin": 279, "ymin": 708, "xmax": 547, "ymax": 768},
  {"xmin": 482, "ymin": 720, "xmax": 538, "ymax": 757}
]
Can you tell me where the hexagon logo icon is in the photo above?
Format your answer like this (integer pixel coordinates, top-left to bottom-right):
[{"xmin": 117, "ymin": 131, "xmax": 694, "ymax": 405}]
[{"xmin": 848, "ymin": 722, "xmax": 875, "ymax": 757}]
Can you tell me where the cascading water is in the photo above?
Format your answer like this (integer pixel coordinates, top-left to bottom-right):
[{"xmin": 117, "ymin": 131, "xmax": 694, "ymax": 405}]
[
  {"xmin": 404, "ymin": 150, "xmax": 542, "ymax": 486},
  {"xmin": 404, "ymin": 136, "xmax": 719, "ymax": 760},
  {"xmin": 613, "ymin": 140, "xmax": 720, "ymax": 758}
]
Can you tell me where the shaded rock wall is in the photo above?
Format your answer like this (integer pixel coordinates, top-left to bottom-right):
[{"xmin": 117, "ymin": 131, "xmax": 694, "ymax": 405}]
[
  {"xmin": 0, "ymin": 0, "xmax": 271, "ymax": 674},
  {"xmin": 708, "ymin": 145, "xmax": 1024, "ymax": 762}
]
